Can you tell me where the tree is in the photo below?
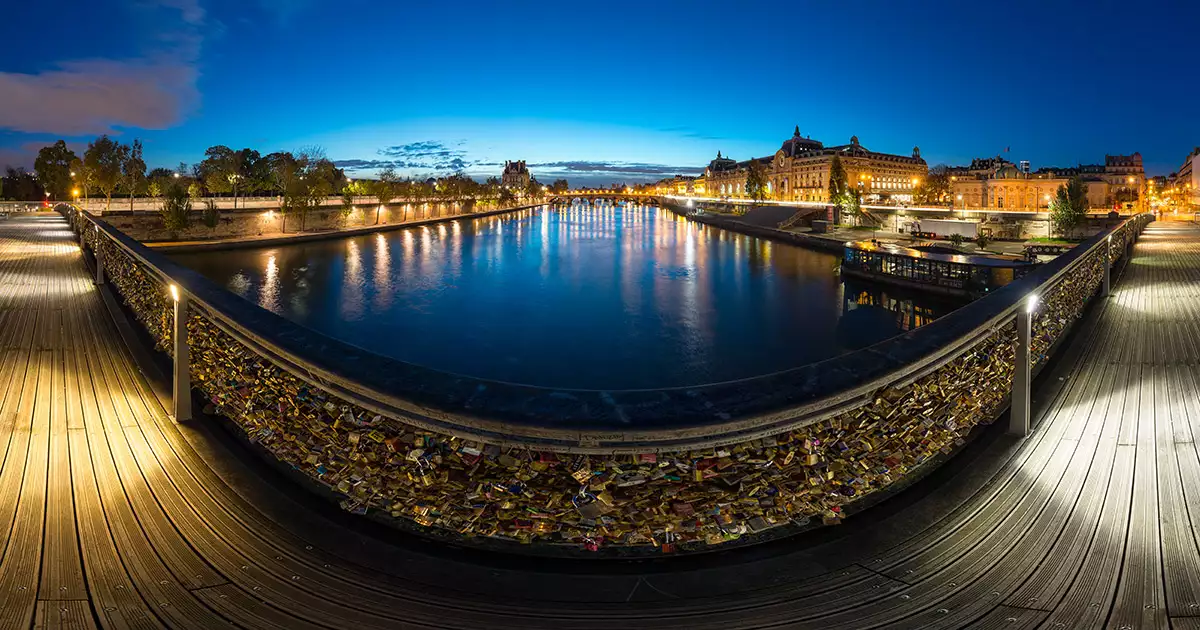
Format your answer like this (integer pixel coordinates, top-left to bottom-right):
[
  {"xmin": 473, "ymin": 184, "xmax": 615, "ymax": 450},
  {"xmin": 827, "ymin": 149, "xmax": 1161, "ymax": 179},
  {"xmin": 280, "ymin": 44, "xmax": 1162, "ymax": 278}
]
[
  {"xmin": 550, "ymin": 179, "xmax": 570, "ymax": 193},
  {"xmin": 827, "ymin": 154, "xmax": 853, "ymax": 219},
  {"xmin": 298, "ymin": 152, "xmax": 340, "ymax": 230},
  {"xmin": 34, "ymin": 140, "xmax": 77, "ymax": 200},
  {"xmin": 745, "ymin": 159, "xmax": 769, "ymax": 203},
  {"xmin": 271, "ymin": 152, "xmax": 303, "ymax": 232},
  {"xmin": 2, "ymin": 167, "xmax": 43, "ymax": 200},
  {"xmin": 372, "ymin": 167, "xmax": 399, "ymax": 225},
  {"xmin": 913, "ymin": 171, "xmax": 951, "ymax": 205},
  {"xmin": 523, "ymin": 176, "xmax": 543, "ymax": 201},
  {"xmin": 1050, "ymin": 176, "xmax": 1089, "ymax": 237},
  {"xmin": 121, "ymin": 139, "xmax": 147, "ymax": 211},
  {"xmin": 68, "ymin": 157, "xmax": 92, "ymax": 202},
  {"xmin": 160, "ymin": 180, "xmax": 192, "ymax": 237},
  {"xmin": 147, "ymin": 167, "xmax": 173, "ymax": 201},
  {"xmin": 200, "ymin": 145, "xmax": 252, "ymax": 208},
  {"xmin": 84, "ymin": 135, "xmax": 127, "ymax": 211}
]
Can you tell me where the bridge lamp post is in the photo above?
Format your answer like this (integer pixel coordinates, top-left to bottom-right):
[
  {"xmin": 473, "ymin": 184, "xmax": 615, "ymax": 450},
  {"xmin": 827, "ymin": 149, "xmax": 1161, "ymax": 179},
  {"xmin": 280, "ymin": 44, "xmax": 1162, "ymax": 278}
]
[
  {"xmin": 1009, "ymin": 294, "xmax": 1038, "ymax": 436},
  {"xmin": 170, "ymin": 284, "xmax": 193, "ymax": 422},
  {"xmin": 1008, "ymin": 294, "xmax": 1036, "ymax": 434}
]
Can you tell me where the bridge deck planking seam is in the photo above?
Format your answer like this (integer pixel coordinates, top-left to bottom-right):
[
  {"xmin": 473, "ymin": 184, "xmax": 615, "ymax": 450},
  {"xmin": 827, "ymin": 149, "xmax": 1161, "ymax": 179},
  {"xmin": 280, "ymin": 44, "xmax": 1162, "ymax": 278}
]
[
  {"xmin": 76, "ymin": 311, "xmax": 230, "ymax": 593},
  {"xmin": 1040, "ymin": 236, "xmax": 1148, "ymax": 629},
  {"xmin": 1002, "ymin": 335, "xmax": 1134, "ymax": 613},
  {"xmin": 797, "ymin": 304, "xmax": 1129, "ymax": 629},
  {"xmin": 878, "ymin": 317, "xmax": 1132, "ymax": 629},
  {"xmin": 1106, "ymin": 238, "xmax": 1174, "ymax": 630},
  {"xmin": 64, "ymin": 280, "xmax": 168, "ymax": 630},
  {"xmin": 860, "ymin": 285, "xmax": 1117, "ymax": 578},
  {"xmin": 70, "ymin": 286, "xmax": 240, "ymax": 629}
]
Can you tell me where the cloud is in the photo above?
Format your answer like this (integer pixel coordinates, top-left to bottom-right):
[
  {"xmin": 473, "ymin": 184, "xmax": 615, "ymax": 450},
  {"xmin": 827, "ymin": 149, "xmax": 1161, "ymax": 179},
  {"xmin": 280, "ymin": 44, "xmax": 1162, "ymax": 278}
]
[
  {"xmin": 0, "ymin": 60, "xmax": 198, "ymax": 135},
  {"xmin": 529, "ymin": 161, "xmax": 702, "ymax": 176},
  {"xmin": 658, "ymin": 126, "xmax": 724, "ymax": 141},
  {"xmin": 154, "ymin": 0, "xmax": 206, "ymax": 26},
  {"xmin": 336, "ymin": 141, "xmax": 481, "ymax": 173},
  {"xmin": 0, "ymin": 0, "xmax": 203, "ymax": 137}
]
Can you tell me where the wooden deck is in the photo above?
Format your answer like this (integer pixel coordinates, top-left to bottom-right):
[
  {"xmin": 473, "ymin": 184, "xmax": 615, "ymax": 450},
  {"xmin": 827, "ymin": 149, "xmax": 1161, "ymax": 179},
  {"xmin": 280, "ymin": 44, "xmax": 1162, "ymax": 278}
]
[{"xmin": 2, "ymin": 211, "xmax": 1200, "ymax": 629}]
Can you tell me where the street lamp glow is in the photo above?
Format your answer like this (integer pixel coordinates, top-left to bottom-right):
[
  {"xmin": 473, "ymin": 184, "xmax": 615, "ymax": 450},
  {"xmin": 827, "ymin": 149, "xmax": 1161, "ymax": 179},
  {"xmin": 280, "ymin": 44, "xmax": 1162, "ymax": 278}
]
[
  {"xmin": 72, "ymin": 189, "xmax": 80, "ymax": 197},
  {"xmin": 169, "ymin": 285, "xmax": 180, "ymax": 302}
]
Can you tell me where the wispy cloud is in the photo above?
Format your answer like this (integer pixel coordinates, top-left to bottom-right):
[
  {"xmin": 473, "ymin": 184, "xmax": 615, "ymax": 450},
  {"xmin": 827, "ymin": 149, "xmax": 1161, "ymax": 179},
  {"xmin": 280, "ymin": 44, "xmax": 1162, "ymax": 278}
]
[
  {"xmin": 529, "ymin": 161, "xmax": 702, "ymax": 177},
  {"xmin": 658, "ymin": 126, "xmax": 724, "ymax": 141},
  {"xmin": 336, "ymin": 141, "xmax": 480, "ymax": 173}
]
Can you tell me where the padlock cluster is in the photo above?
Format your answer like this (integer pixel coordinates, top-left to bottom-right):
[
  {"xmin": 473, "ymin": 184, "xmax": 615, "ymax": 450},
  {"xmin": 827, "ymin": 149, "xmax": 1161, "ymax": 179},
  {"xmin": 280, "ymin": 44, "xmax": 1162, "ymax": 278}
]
[{"xmin": 86, "ymin": 214, "xmax": 1145, "ymax": 553}]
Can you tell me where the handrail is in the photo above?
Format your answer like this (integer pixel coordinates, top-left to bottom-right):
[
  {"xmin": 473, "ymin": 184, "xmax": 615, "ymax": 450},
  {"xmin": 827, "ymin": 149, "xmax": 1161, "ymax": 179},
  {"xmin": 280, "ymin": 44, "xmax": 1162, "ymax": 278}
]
[
  {"xmin": 62, "ymin": 203, "xmax": 1151, "ymax": 453},
  {"xmin": 60, "ymin": 201, "xmax": 1151, "ymax": 553}
]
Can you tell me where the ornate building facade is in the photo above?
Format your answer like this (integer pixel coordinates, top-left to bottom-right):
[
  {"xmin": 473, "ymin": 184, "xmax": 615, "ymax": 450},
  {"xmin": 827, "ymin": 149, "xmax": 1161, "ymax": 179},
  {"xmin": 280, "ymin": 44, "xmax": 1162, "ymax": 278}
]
[
  {"xmin": 950, "ymin": 154, "xmax": 1145, "ymax": 211},
  {"xmin": 501, "ymin": 160, "xmax": 530, "ymax": 189},
  {"xmin": 1171, "ymin": 148, "xmax": 1198, "ymax": 207},
  {"xmin": 701, "ymin": 127, "xmax": 928, "ymax": 203}
]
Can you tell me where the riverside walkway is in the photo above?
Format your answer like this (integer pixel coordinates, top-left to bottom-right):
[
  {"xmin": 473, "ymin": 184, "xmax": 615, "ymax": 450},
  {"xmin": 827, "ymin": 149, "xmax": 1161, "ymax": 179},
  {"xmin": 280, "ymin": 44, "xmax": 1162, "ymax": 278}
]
[{"xmin": 2, "ymin": 211, "xmax": 1199, "ymax": 629}]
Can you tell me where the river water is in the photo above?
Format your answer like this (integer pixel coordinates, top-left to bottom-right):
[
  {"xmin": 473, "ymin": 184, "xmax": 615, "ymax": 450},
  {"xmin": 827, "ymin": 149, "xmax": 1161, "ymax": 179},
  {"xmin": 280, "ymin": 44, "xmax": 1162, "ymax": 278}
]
[{"xmin": 170, "ymin": 203, "xmax": 959, "ymax": 389}]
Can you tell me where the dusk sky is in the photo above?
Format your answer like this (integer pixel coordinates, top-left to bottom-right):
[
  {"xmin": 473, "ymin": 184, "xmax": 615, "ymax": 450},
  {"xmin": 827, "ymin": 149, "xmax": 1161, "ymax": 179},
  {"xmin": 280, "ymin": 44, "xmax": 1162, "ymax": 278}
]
[{"xmin": 3, "ymin": 0, "xmax": 1198, "ymax": 185}]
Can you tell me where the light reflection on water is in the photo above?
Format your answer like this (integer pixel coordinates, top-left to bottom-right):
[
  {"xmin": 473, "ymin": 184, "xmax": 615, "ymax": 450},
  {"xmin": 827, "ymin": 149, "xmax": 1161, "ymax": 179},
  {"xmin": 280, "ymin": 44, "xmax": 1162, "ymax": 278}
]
[{"xmin": 170, "ymin": 204, "xmax": 959, "ymax": 389}]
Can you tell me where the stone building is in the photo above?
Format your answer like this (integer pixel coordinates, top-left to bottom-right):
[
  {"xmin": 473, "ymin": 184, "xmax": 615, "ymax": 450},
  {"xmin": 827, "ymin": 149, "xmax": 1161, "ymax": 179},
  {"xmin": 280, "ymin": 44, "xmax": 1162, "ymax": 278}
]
[
  {"xmin": 702, "ymin": 127, "xmax": 927, "ymax": 203},
  {"xmin": 1171, "ymin": 148, "xmax": 1199, "ymax": 207},
  {"xmin": 501, "ymin": 160, "xmax": 530, "ymax": 189},
  {"xmin": 950, "ymin": 153, "xmax": 1145, "ymax": 211}
]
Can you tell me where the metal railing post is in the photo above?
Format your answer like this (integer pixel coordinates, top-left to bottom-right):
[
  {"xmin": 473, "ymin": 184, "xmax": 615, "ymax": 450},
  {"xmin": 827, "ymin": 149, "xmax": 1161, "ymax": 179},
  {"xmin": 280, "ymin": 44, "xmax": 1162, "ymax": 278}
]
[
  {"xmin": 1009, "ymin": 304, "xmax": 1034, "ymax": 436},
  {"xmin": 172, "ymin": 288, "xmax": 192, "ymax": 422},
  {"xmin": 1101, "ymin": 237, "xmax": 1112, "ymax": 298},
  {"xmin": 94, "ymin": 241, "xmax": 105, "ymax": 285}
]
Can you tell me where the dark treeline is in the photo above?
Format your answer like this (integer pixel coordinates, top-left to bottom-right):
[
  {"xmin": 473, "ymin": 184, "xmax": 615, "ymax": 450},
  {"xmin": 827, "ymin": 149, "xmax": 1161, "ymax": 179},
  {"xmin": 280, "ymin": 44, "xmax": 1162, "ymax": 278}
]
[{"xmin": 8, "ymin": 137, "xmax": 573, "ymax": 219}]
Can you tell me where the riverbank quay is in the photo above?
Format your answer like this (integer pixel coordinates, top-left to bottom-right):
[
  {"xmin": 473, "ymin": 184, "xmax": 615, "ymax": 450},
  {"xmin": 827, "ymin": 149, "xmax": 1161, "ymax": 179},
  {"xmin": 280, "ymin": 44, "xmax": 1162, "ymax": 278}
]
[{"xmin": 143, "ymin": 202, "xmax": 544, "ymax": 253}]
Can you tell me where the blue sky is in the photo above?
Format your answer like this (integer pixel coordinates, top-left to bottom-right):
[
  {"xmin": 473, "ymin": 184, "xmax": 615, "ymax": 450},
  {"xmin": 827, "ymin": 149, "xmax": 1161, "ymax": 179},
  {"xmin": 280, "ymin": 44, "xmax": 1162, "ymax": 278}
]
[{"xmin": 2, "ymin": 0, "xmax": 1198, "ymax": 185}]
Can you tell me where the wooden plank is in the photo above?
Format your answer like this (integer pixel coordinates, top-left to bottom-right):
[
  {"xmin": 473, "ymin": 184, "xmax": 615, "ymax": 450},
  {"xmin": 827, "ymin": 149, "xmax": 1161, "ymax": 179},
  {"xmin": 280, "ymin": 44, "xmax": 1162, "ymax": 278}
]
[
  {"xmin": 0, "ymin": 350, "xmax": 53, "ymax": 630},
  {"xmin": 71, "ymin": 301, "xmax": 238, "ymax": 630},
  {"xmin": 63, "ymin": 304, "xmax": 165, "ymax": 630},
  {"xmin": 1159, "ymin": 367, "xmax": 1200, "ymax": 617},
  {"xmin": 1107, "ymin": 280, "xmax": 1170, "ymax": 630},
  {"xmin": 961, "ymin": 604, "xmax": 1047, "ymax": 630},
  {"xmin": 1003, "ymin": 360, "xmax": 1130, "ymax": 611},
  {"xmin": 32, "ymin": 600, "xmax": 97, "ymax": 630},
  {"xmin": 39, "ymin": 344, "xmax": 88, "ymax": 601}
]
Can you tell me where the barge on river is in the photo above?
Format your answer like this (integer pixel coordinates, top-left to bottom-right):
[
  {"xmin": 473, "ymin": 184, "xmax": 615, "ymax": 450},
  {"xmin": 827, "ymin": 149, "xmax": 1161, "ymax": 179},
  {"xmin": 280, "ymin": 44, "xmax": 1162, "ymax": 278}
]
[{"xmin": 841, "ymin": 240, "xmax": 1039, "ymax": 299}]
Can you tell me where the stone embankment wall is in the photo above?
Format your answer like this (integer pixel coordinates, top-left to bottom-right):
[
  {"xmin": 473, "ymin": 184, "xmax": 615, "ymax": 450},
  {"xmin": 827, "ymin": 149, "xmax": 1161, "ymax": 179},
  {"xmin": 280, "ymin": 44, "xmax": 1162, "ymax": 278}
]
[{"xmin": 100, "ymin": 200, "xmax": 482, "ymax": 242}]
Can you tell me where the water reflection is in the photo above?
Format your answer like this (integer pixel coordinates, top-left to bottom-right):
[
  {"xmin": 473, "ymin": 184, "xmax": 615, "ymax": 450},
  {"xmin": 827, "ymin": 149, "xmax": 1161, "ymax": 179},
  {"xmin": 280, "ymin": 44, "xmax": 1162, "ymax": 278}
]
[{"xmin": 171, "ymin": 204, "xmax": 960, "ymax": 389}]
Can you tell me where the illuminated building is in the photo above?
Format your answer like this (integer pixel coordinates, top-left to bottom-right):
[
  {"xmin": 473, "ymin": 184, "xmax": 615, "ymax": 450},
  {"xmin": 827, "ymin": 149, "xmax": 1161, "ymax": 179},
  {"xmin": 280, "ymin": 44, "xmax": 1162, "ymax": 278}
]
[
  {"xmin": 950, "ymin": 153, "xmax": 1146, "ymax": 211},
  {"xmin": 1171, "ymin": 148, "xmax": 1199, "ymax": 207},
  {"xmin": 701, "ymin": 127, "xmax": 927, "ymax": 203},
  {"xmin": 501, "ymin": 160, "xmax": 531, "ymax": 189}
]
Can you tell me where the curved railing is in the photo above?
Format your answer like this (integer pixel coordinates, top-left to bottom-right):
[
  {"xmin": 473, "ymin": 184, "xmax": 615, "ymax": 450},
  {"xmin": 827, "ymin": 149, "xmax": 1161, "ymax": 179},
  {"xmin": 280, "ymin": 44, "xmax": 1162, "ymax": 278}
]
[{"xmin": 60, "ymin": 203, "xmax": 1152, "ymax": 553}]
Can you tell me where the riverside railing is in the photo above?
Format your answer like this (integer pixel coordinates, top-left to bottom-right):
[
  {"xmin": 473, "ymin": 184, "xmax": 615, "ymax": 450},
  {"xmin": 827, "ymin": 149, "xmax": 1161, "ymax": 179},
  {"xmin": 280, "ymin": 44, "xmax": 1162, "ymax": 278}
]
[{"xmin": 61, "ymin": 203, "xmax": 1152, "ymax": 554}]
